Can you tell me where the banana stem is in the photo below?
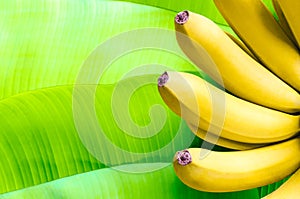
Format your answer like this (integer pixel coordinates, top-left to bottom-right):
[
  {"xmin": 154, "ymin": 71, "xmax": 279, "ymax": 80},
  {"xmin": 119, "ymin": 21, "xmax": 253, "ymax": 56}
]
[
  {"xmin": 175, "ymin": 11, "xmax": 189, "ymax": 25},
  {"xmin": 176, "ymin": 149, "xmax": 192, "ymax": 166},
  {"xmin": 158, "ymin": 71, "xmax": 169, "ymax": 87}
]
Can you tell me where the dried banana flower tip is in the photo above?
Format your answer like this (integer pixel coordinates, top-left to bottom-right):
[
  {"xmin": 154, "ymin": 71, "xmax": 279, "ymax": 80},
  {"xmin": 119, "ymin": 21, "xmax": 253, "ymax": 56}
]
[
  {"xmin": 175, "ymin": 10, "xmax": 189, "ymax": 25},
  {"xmin": 176, "ymin": 149, "xmax": 192, "ymax": 166},
  {"xmin": 158, "ymin": 71, "xmax": 169, "ymax": 87}
]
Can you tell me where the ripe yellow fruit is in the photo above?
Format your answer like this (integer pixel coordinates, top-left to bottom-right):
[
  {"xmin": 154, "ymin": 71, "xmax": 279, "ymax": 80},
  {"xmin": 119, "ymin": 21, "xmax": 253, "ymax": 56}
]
[
  {"xmin": 174, "ymin": 10, "xmax": 300, "ymax": 113},
  {"xmin": 224, "ymin": 31, "xmax": 258, "ymax": 61},
  {"xmin": 274, "ymin": 0, "xmax": 300, "ymax": 49},
  {"xmin": 214, "ymin": 0, "xmax": 300, "ymax": 91},
  {"xmin": 272, "ymin": 0, "xmax": 298, "ymax": 45},
  {"xmin": 186, "ymin": 122, "xmax": 265, "ymax": 150},
  {"xmin": 173, "ymin": 137, "xmax": 300, "ymax": 192},
  {"xmin": 158, "ymin": 71, "xmax": 300, "ymax": 144}
]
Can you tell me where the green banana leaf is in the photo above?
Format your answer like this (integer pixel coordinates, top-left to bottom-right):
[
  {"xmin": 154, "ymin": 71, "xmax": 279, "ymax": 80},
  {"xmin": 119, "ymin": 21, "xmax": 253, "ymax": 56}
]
[
  {"xmin": 0, "ymin": 164, "xmax": 260, "ymax": 199},
  {"xmin": 0, "ymin": 80, "xmax": 257, "ymax": 198},
  {"xmin": 0, "ymin": 0, "xmax": 288, "ymax": 198}
]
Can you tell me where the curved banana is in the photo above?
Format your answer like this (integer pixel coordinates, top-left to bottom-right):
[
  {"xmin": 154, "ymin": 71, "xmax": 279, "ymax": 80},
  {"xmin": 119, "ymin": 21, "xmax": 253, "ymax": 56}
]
[
  {"xmin": 186, "ymin": 122, "xmax": 265, "ymax": 150},
  {"xmin": 157, "ymin": 71, "xmax": 300, "ymax": 143},
  {"xmin": 213, "ymin": 0, "xmax": 300, "ymax": 91},
  {"xmin": 272, "ymin": 0, "xmax": 298, "ymax": 45},
  {"xmin": 173, "ymin": 137, "xmax": 300, "ymax": 192},
  {"xmin": 262, "ymin": 168, "xmax": 300, "ymax": 198},
  {"xmin": 274, "ymin": 0, "xmax": 300, "ymax": 49},
  {"xmin": 174, "ymin": 10, "xmax": 300, "ymax": 114}
]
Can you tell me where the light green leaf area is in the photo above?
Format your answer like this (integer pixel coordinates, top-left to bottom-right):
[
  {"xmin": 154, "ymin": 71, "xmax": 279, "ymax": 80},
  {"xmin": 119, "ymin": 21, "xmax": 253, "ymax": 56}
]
[
  {"xmin": 0, "ymin": 0, "xmax": 197, "ymax": 100},
  {"xmin": 0, "ymin": 78, "xmax": 261, "ymax": 198},
  {"xmin": 112, "ymin": 0, "xmax": 229, "ymax": 26},
  {"xmin": 0, "ymin": 164, "xmax": 260, "ymax": 199},
  {"xmin": 0, "ymin": 0, "xmax": 242, "ymax": 101},
  {"xmin": 0, "ymin": 77, "xmax": 198, "ymax": 194},
  {"xmin": 0, "ymin": 85, "xmax": 106, "ymax": 194},
  {"xmin": 113, "ymin": 0, "xmax": 277, "ymax": 27}
]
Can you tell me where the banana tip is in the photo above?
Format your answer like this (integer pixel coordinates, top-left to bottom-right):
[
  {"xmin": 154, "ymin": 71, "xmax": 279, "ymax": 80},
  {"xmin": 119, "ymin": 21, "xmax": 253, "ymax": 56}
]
[
  {"xmin": 176, "ymin": 149, "xmax": 192, "ymax": 166},
  {"xmin": 158, "ymin": 71, "xmax": 169, "ymax": 87},
  {"xmin": 175, "ymin": 10, "xmax": 189, "ymax": 25}
]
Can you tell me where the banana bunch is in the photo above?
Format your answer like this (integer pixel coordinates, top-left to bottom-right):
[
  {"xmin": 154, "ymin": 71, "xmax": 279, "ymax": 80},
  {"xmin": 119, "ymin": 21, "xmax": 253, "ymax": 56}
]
[{"xmin": 157, "ymin": 0, "xmax": 300, "ymax": 197}]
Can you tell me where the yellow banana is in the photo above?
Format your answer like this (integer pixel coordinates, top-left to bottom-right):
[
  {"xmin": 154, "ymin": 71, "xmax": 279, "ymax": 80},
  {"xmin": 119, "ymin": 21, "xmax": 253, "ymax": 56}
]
[
  {"xmin": 262, "ymin": 167, "xmax": 300, "ymax": 198},
  {"xmin": 224, "ymin": 31, "xmax": 258, "ymax": 61},
  {"xmin": 213, "ymin": 0, "xmax": 300, "ymax": 91},
  {"xmin": 186, "ymin": 122, "xmax": 265, "ymax": 150},
  {"xmin": 174, "ymin": 10, "xmax": 300, "ymax": 113},
  {"xmin": 157, "ymin": 71, "xmax": 300, "ymax": 143},
  {"xmin": 274, "ymin": 0, "xmax": 300, "ymax": 49},
  {"xmin": 173, "ymin": 137, "xmax": 300, "ymax": 192},
  {"xmin": 272, "ymin": 0, "xmax": 298, "ymax": 45}
]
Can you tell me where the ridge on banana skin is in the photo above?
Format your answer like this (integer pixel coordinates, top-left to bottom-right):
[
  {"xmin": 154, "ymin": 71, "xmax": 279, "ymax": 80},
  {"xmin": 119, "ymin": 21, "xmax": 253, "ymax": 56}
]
[
  {"xmin": 174, "ymin": 10, "xmax": 300, "ymax": 114},
  {"xmin": 213, "ymin": 0, "xmax": 300, "ymax": 91},
  {"xmin": 262, "ymin": 167, "xmax": 300, "ymax": 198},
  {"xmin": 224, "ymin": 31, "xmax": 258, "ymax": 61},
  {"xmin": 173, "ymin": 137, "xmax": 300, "ymax": 192},
  {"xmin": 274, "ymin": 0, "xmax": 300, "ymax": 50},
  {"xmin": 186, "ymin": 122, "xmax": 265, "ymax": 150},
  {"xmin": 157, "ymin": 71, "xmax": 300, "ymax": 144},
  {"xmin": 272, "ymin": 0, "xmax": 298, "ymax": 45}
]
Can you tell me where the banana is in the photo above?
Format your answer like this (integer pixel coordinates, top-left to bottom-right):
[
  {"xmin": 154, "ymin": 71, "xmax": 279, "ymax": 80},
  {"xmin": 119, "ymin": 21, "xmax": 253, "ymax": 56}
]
[
  {"xmin": 213, "ymin": 0, "xmax": 300, "ymax": 91},
  {"xmin": 186, "ymin": 122, "xmax": 265, "ymax": 150},
  {"xmin": 262, "ymin": 167, "xmax": 300, "ymax": 198},
  {"xmin": 272, "ymin": 0, "xmax": 298, "ymax": 45},
  {"xmin": 224, "ymin": 31, "xmax": 258, "ymax": 61},
  {"xmin": 157, "ymin": 71, "xmax": 300, "ymax": 143},
  {"xmin": 274, "ymin": 0, "xmax": 300, "ymax": 50},
  {"xmin": 174, "ymin": 10, "xmax": 300, "ymax": 114},
  {"xmin": 173, "ymin": 137, "xmax": 300, "ymax": 192}
]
